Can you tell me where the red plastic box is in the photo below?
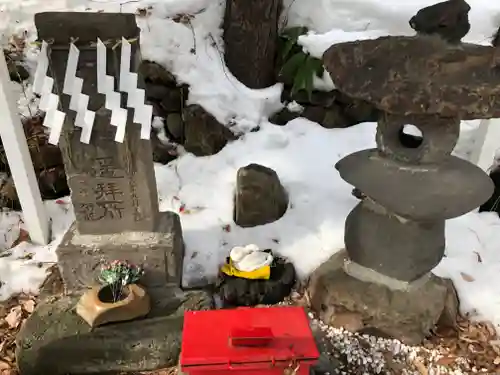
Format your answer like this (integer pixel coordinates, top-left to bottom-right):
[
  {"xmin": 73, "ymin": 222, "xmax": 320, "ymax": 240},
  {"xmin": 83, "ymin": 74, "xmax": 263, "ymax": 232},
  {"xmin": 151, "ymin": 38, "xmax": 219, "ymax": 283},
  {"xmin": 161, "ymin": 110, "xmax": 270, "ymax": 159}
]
[{"xmin": 180, "ymin": 306, "xmax": 320, "ymax": 374}]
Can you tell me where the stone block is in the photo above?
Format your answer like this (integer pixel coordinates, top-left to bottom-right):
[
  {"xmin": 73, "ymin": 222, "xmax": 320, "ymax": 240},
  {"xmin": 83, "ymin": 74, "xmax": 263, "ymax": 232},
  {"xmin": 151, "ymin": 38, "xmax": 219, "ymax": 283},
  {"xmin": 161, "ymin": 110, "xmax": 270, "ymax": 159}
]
[
  {"xmin": 16, "ymin": 290, "xmax": 212, "ymax": 375},
  {"xmin": 345, "ymin": 201, "xmax": 445, "ymax": 281},
  {"xmin": 308, "ymin": 252, "xmax": 458, "ymax": 345},
  {"xmin": 56, "ymin": 211, "xmax": 184, "ymax": 292}
]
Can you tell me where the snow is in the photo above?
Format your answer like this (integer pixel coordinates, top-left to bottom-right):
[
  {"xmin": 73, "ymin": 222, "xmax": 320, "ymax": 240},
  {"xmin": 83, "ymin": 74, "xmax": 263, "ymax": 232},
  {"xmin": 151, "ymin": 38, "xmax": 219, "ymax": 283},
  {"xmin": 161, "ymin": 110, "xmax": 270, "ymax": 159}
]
[{"xmin": 0, "ymin": 0, "xmax": 499, "ymax": 334}]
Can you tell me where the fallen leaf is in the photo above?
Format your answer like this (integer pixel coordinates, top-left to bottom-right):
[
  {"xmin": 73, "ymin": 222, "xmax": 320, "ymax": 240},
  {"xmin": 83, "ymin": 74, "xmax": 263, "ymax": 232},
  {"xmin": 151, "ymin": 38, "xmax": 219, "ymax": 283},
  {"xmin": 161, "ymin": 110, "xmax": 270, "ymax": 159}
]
[
  {"xmin": 4, "ymin": 306, "xmax": 22, "ymax": 329},
  {"xmin": 494, "ymin": 357, "xmax": 500, "ymax": 365},
  {"xmin": 0, "ymin": 360, "xmax": 10, "ymax": 370},
  {"xmin": 21, "ymin": 299, "xmax": 35, "ymax": 313},
  {"xmin": 16, "ymin": 253, "xmax": 33, "ymax": 260},
  {"xmin": 436, "ymin": 356, "xmax": 456, "ymax": 366},
  {"xmin": 460, "ymin": 272, "xmax": 475, "ymax": 282},
  {"xmin": 10, "ymin": 229, "xmax": 30, "ymax": 249},
  {"xmin": 222, "ymin": 224, "xmax": 231, "ymax": 232}
]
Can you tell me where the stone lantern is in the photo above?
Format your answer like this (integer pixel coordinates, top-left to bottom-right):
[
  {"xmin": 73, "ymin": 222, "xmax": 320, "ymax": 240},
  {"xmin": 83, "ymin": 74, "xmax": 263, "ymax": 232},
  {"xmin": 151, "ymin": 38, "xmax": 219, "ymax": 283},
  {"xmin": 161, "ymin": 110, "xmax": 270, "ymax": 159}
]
[{"xmin": 310, "ymin": 35, "xmax": 495, "ymax": 344}]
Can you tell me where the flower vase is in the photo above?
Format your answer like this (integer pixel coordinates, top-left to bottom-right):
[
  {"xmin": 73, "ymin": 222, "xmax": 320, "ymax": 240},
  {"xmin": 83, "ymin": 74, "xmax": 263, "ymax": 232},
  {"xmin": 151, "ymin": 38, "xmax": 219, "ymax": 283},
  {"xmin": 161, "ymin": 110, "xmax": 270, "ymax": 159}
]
[{"xmin": 76, "ymin": 283, "xmax": 151, "ymax": 328}]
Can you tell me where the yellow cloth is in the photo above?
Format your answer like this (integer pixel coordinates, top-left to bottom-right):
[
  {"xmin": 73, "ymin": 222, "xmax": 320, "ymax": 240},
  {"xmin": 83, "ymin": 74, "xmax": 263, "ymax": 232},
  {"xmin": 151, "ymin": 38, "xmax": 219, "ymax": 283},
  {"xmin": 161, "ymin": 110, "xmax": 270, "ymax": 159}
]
[{"xmin": 220, "ymin": 259, "xmax": 271, "ymax": 280}]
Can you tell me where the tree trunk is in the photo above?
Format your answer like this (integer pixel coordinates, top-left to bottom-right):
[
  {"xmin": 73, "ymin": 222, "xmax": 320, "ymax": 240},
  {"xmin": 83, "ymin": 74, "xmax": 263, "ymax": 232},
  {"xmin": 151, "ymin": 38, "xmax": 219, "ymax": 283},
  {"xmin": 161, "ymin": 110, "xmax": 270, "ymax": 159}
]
[{"xmin": 223, "ymin": 0, "xmax": 281, "ymax": 89}]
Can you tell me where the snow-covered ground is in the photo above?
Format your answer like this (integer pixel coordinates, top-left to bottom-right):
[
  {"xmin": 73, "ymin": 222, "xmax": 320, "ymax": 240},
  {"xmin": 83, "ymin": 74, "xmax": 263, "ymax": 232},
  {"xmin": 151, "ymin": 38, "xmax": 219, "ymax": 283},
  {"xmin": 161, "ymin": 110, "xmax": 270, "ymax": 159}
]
[{"xmin": 1, "ymin": 0, "xmax": 500, "ymax": 334}]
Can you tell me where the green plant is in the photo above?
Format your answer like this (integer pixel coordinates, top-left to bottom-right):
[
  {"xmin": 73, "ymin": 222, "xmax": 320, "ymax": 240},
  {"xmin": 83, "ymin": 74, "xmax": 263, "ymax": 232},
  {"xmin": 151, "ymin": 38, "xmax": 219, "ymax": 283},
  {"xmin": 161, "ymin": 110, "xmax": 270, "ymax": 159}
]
[
  {"xmin": 278, "ymin": 26, "xmax": 325, "ymax": 99},
  {"xmin": 99, "ymin": 260, "xmax": 144, "ymax": 302}
]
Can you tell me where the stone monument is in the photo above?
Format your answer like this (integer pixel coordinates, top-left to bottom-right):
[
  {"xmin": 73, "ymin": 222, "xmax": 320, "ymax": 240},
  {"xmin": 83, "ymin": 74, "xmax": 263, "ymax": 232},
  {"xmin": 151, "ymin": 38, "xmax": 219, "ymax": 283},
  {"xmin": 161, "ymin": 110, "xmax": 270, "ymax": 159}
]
[
  {"xmin": 16, "ymin": 12, "xmax": 211, "ymax": 375},
  {"xmin": 310, "ymin": 34, "xmax": 496, "ymax": 344}
]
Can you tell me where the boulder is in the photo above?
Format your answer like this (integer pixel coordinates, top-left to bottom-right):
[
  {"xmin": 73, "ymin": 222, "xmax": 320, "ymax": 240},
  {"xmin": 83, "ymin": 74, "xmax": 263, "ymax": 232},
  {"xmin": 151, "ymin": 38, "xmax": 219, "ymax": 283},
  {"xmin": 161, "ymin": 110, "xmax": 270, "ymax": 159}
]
[
  {"xmin": 16, "ymin": 290, "xmax": 212, "ymax": 375},
  {"xmin": 233, "ymin": 163, "xmax": 288, "ymax": 227},
  {"xmin": 409, "ymin": 0, "xmax": 471, "ymax": 44},
  {"xmin": 183, "ymin": 104, "xmax": 236, "ymax": 156}
]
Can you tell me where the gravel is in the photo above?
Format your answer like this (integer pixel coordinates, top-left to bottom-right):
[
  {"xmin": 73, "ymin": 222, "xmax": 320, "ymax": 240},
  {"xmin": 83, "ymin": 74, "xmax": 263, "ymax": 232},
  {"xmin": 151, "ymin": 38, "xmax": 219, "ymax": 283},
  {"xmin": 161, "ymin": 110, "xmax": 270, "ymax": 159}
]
[{"xmin": 309, "ymin": 313, "xmax": 479, "ymax": 375}]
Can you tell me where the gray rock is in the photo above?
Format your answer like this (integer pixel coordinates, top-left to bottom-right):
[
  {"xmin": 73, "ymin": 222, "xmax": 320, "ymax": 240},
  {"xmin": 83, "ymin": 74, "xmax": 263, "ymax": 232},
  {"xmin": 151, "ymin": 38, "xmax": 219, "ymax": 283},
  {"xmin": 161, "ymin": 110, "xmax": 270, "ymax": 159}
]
[
  {"xmin": 145, "ymin": 82, "xmax": 171, "ymax": 100},
  {"xmin": 160, "ymin": 87, "xmax": 184, "ymax": 112},
  {"xmin": 233, "ymin": 163, "xmax": 288, "ymax": 227},
  {"xmin": 269, "ymin": 107, "xmax": 301, "ymax": 125},
  {"xmin": 183, "ymin": 104, "xmax": 237, "ymax": 156},
  {"xmin": 139, "ymin": 61, "xmax": 178, "ymax": 87},
  {"xmin": 409, "ymin": 0, "xmax": 471, "ymax": 44},
  {"xmin": 16, "ymin": 290, "xmax": 212, "ymax": 375},
  {"xmin": 308, "ymin": 253, "xmax": 458, "ymax": 345},
  {"xmin": 345, "ymin": 200, "xmax": 445, "ymax": 281},
  {"xmin": 166, "ymin": 112, "xmax": 184, "ymax": 140}
]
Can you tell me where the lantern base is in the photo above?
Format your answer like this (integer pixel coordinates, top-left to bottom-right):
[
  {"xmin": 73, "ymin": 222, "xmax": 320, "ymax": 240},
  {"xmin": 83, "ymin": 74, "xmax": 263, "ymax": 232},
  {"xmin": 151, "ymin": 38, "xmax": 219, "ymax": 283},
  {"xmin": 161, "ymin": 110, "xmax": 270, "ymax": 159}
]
[{"xmin": 309, "ymin": 251, "xmax": 458, "ymax": 345}]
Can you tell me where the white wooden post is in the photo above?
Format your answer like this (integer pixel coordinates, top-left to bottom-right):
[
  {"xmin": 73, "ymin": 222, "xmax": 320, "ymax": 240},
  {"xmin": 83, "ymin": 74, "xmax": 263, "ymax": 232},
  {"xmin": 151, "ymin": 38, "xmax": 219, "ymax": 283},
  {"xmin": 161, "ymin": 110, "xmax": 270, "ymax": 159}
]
[
  {"xmin": 469, "ymin": 119, "xmax": 500, "ymax": 172},
  {"xmin": 0, "ymin": 50, "xmax": 49, "ymax": 245}
]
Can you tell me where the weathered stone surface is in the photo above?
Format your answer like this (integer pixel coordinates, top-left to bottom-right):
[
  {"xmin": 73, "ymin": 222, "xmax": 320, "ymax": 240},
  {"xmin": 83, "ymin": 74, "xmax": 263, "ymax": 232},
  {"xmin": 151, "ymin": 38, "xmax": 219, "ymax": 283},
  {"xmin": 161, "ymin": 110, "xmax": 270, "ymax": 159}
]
[
  {"xmin": 308, "ymin": 253, "xmax": 458, "ymax": 345},
  {"xmin": 233, "ymin": 163, "xmax": 288, "ymax": 227},
  {"xmin": 345, "ymin": 201, "xmax": 445, "ymax": 281},
  {"xmin": 35, "ymin": 12, "xmax": 160, "ymax": 236},
  {"xmin": 303, "ymin": 105, "xmax": 351, "ymax": 128},
  {"xmin": 145, "ymin": 82, "xmax": 171, "ymax": 100},
  {"xmin": 166, "ymin": 112, "xmax": 184, "ymax": 140},
  {"xmin": 376, "ymin": 113, "xmax": 460, "ymax": 163},
  {"xmin": 183, "ymin": 104, "xmax": 236, "ymax": 156},
  {"xmin": 16, "ymin": 290, "xmax": 212, "ymax": 375},
  {"xmin": 139, "ymin": 61, "xmax": 178, "ymax": 86},
  {"xmin": 269, "ymin": 107, "xmax": 301, "ymax": 126},
  {"xmin": 409, "ymin": 0, "xmax": 471, "ymax": 44},
  {"xmin": 56, "ymin": 211, "xmax": 184, "ymax": 292},
  {"xmin": 336, "ymin": 150, "xmax": 494, "ymax": 220},
  {"xmin": 323, "ymin": 35, "xmax": 500, "ymax": 119},
  {"xmin": 160, "ymin": 88, "xmax": 184, "ymax": 113}
]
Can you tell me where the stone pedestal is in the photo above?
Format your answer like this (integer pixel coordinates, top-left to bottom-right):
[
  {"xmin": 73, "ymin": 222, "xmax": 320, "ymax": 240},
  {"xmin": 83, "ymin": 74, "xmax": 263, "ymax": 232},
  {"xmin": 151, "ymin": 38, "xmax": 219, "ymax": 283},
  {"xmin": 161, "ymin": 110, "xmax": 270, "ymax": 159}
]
[
  {"xmin": 56, "ymin": 211, "xmax": 184, "ymax": 292},
  {"xmin": 16, "ymin": 291, "xmax": 212, "ymax": 375},
  {"xmin": 309, "ymin": 252, "xmax": 458, "ymax": 345}
]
